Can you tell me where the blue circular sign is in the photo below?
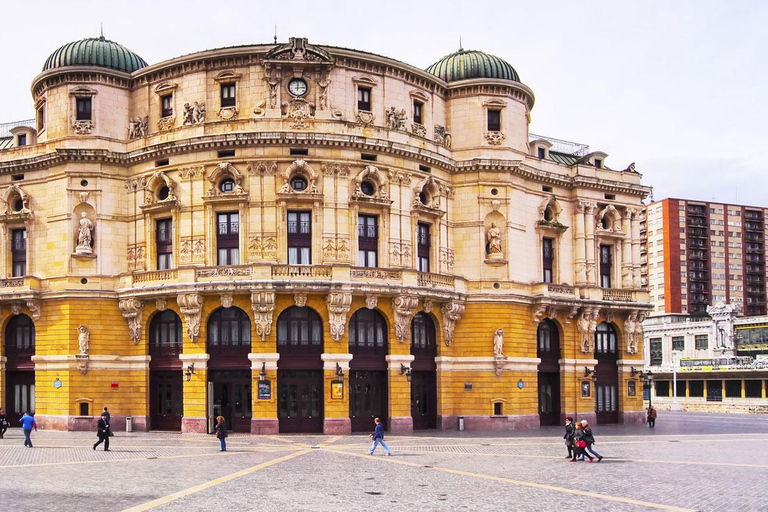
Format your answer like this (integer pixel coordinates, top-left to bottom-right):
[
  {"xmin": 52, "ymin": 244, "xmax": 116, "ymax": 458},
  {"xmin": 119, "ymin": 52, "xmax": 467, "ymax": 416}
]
[
  {"xmin": 53, "ymin": 378, "xmax": 62, "ymax": 389},
  {"xmin": 517, "ymin": 379, "xmax": 524, "ymax": 389}
]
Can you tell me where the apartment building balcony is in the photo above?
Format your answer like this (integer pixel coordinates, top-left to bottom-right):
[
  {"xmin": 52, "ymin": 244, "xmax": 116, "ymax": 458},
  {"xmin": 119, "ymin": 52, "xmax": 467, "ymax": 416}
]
[{"xmin": 687, "ymin": 219, "xmax": 707, "ymax": 227}]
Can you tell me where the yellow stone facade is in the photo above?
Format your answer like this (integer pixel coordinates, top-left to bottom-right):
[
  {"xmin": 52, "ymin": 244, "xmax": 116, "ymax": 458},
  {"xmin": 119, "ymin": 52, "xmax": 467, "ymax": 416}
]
[{"xmin": 0, "ymin": 37, "xmax": 650, "ymax": 433}]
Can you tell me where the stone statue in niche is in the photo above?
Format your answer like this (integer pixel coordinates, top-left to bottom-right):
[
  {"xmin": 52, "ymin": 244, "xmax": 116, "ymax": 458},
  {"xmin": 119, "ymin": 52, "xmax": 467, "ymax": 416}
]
[
  {"xmin": 266, "ymin": 77, "xmax": 281, "ymax": 109},
  {"xmin": 317, "ymin": 78, "xmax": 331, "ymax": 110},
  {"xmin": 486, "ymin": 222, "xmax": 503, "ymax": 258},
  {"xmin": 493, "ymin": 328, "xmax": 504, "ymax": 357},
  {"xmin": 78, "ymin": 325, "xmax": 90, "ymax": 355},
  {"xmin": 76, "ymin": 212, "xmax": 94, "ymax": 254}
]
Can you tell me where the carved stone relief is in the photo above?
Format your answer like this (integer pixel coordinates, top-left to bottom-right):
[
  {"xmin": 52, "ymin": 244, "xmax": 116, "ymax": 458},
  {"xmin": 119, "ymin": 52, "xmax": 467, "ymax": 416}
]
[
  {"xmin": 155, "ymin": 298, "xmax": 167, "ymax": 311},
  {"xmin": 218, "ymin": 107, "xmax": 239, "ymax": 121},
  {"xmin": 180, "ymin": 237, "xmax": 206, "ymax": 264},
  {"xmin": 485, "ymin": 131, "xmax": 505, "ymax": 145},
  {"xmin": 127, "ymin": 245, "xmax": 146, "ymax": 271},
  {"xmin": 128, "ymin": 116, "xmax": 148, "ymax": 139},
  {"xmin": 392, "ymin": 295, "xmax": 419, "ymax": 344},
  {"xmin": 322, "ymin": 237, "xmax": 350, "ymax": 261},
  {"xmin": 355, "ymin": 110, "xmax": 375, "ymax": 126},
  {"xmin": 251, "ymin": 291, "xmax": 276, "ymax": 341},
  {"xmin": 75, "ymin": 212, "xmax": 94, "ymax": 255},
  {"xmin": 389, "ymin": 240, "xmax": 412, "ymax": 267},
  {"xmin": 220, "ymin": 294, "xmax": 234, "ymax": 309},
  {"xmin": 157, "ymin": 116, "xmax": 175, "ymax": 131},
  {"xmin": 294, "ymin": 293, "xmax": 308, "ymax": 308},
  {"xmin": 118, "ymin": 298, "xmax": 144, "ymax": 344},
  {"xmin": 278, "ymin": 160, "xmax": 320, "ymax": 194},
  {"xmin": 385, "ymin": 107, "xmax": 407, "ymax": 131},
  {"xmin": 177, "ymin": 293, "xmax": 204, "ymax": 343},
  {"xmin": 365, "ymin": 294, "xmax": 378, "ymax": 310},
  {"xmin": 442, "ymin": 300, "xmax": 465, "ymax": 346},
  {"xmin": 73, "ymin": 120, "xmax": 93, "ymax": 135},
  {"xmin": 248, "ymin": 236, "xmax": 277, "ymax": 261},
  {"xmin": 183, "ymin": 102, "xmax": 206, "ymax": 125},
  {"xmin": 178, "ymin": 166, "xmax": 205, "ymax": 180},
  {"xmin": 327, "ymin": 292, "xmax": 353, "ymax": 341},
  {"xmin": 433, "ymin": 125, "xmax": 452, "ymax": 148},
  {"xmin": 247, "ymin": 161, "xmax": 278, "ymax": 176}
]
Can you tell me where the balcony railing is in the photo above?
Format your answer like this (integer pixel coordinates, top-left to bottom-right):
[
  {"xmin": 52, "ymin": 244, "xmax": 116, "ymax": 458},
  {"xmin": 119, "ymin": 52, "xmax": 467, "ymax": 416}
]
[
  {"xmin": 417, "ymin": 272, "xmax": 455, "ymax": 289},
  {"xmin": 271, "ymin": 265, "xmax": 332, "ymax": 278},
  {"xmin": 351, "ymin": 268, "xmax": 402, "ymax": 280},
  {"xmin": 134, "ymin": 269, "xmax": 178, "ymax": 282},
  {"xmin": 602, "ymin": 288, "xmax": 633, "ymax": 302}
]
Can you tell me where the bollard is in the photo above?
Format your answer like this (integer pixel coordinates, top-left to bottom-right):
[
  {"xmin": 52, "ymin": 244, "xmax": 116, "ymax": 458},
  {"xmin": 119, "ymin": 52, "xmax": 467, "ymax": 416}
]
[
  {"xmin": 126, "ymin": 416, "xmax": 132, "ymax": 432},
  {"xmin": 458, "ymin": 416, "xmax": 464, "ymax": 431}
]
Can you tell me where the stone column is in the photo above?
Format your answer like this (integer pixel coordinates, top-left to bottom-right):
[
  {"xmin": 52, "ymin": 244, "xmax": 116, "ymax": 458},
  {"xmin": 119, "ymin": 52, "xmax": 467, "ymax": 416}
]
[
  {"xmin": 249, "ymin": 353, "xmax": 280, "ymax": 434},
  {"xmin": 584, "ymin": 202, "xmax": 597, "ymax": 285},
  {"xmin": 574, "ymin": 202, "xmax": 587, "ymax": 285},
  {"xmin": 630, "ymin": 208, "xmax": 642, "ymax": 288},
  {"xmin": 180, "ymin": 353, "xmax": 210, "ymax": 433},
  {"xmin": 621, "ymin": 212, "xmax": 633, "ymax": 288},
  {"xmin": 321, "ymin": 353, "xmax": 354, "ymax": 434},
  {"xmin": 386, "ymin": 354, "xmax": 415, "ymax": 434}
]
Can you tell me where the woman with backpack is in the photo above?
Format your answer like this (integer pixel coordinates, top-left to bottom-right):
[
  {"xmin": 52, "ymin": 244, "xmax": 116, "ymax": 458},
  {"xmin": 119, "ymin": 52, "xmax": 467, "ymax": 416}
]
[{"xmin": 570, "ymin": 421, "xmax": 594, "ymax": 462}]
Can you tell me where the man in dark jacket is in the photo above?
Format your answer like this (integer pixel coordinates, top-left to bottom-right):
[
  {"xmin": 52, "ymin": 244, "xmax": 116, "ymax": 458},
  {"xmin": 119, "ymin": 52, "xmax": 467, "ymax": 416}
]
[
  {"xmin": 563, "ymin": 417, "xmax": 575, "ymax": 459},
  {"xmin": 368, "ymin": 417, "xmax": 391, "ymax": 456},
  {"xmin": 103, "ymin": 407, "xmax": 114, "ymax": 436},
  {"xmin": 93, "ymin": 412, "xmax": 110, "ymax": 451},
  {"xmin": 581, "ymin": 420, "xmax": 603, "ymax": 462},
  {"xmin": 0, "ymin": 408, "xmax": 7, "ymax": 439}
]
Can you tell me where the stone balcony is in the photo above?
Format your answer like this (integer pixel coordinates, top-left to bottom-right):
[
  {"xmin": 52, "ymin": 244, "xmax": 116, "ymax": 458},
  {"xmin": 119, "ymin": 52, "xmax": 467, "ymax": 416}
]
[
  {"xmin": 531, "ymin": 282, "xmax": 649, "ymax": 306},
  {"xmin": 122, "ymin": 264, "xmax": 466, "ymax": 296}
]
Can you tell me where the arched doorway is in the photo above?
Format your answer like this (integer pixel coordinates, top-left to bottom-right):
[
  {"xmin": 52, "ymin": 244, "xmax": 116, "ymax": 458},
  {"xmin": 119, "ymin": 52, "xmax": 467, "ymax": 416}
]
[
  {"xmin": 5, "ymin": 314, "xmax": 35, "ymax": 426},
  {"xmin": 276, "ymin": 306, "xmax": 324, "ymax": 433},
  {"xmin": 348, "ymin": 308, "xmax": 388, "ymax": 432},
  {"xmin": 595, "ymin": 322, "xmax": 619, "ymax": 424},
  {"xmin": 207, "ymin": 307, "xmax": 252, "ymax": 433},
  {"xmin": 537, "ymin": 319, "xmax": 561, "ymax": 426},
  {"xmin": 411, "ymin": 312, "xmax": 437, "ymax": 430},
  {"xmin": 148, "ymin": 310, "xmax": 183, "ymax": 431}
]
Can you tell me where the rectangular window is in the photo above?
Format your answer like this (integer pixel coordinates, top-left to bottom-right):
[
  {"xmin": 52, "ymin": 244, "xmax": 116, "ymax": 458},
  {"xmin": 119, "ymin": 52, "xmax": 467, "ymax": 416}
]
[
  {"xmin": 487, "ymin": 109, "xmax": 501, "ymax": 131},
  {"xmin": 357, "ymin": 87, "xmax": 371, "ymax": 111},
  {"xmin": 221, "ymin": 83, "xmax": 236, "ymax": 107},
  {"xmin": 413, "ymin": 101, "xmax": 423, "ymax": 125},
  {"xmin": 17, "ymin": 134, "xmax": 26, "ymax": 146},
  {"xmin": 594, "ymin": 159, "xmax": 603, "ymax": 169},
  {"xmin": 538, "ymin": 147, "xmax": 546, "ymax": 158},
  {"xmin": 542, "ymin": 237, "xmax": 554, "ymax": 283},
  {"xmin": 156, "ymin": 219, "xmax": 173, "ymax": 270},
  {"xmin": 11, "ymin": 228, "xmax": 26, "ymax": 277},
  {"xmin": 417, "ymin": 222, "xmax": 430, "ymax": 272},
  {"xmin": 671, "ymin": 336, "xmax": 685, "ymax": 351},
  {"xmin": 161, "ymin": 94, "xmax": 173, "ymax": 118},
  {"xmin": 357, "ymin": 215, "xmax": 378, "ymax": 268},
  {"xmin": 287, "ymin": 211, "xmax": 311, "ymax": 264},
  {"xmin": 695, "ymin": 334, "xmax": 708, "ymax": 350},
  {"xmin": 76, "ymin": 98, "xmax": 92, "ymax": 121},
  {"xmin": 37, "ymin": 104, "xmax": 45, "ymax": 131},
  {"xmin": 599, "ymin": 244, "xmax": 612, "ymax": 288},
  {"xmin": 650, "ymin": 338, "xmax": 663, "ymax": 366},
  {"xmin": 216, "ymin": 212, "xmax": 239, "ymax": 265}
]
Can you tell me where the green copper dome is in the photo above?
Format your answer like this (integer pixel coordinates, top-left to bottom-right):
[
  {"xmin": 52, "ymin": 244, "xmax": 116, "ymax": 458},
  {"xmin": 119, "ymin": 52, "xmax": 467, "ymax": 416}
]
[
  {"xmin": 426, "ymin": 49, "xmax": 519, "ymax": 83},
  {"xmin": 43, "ymin": 36, "xmax": 148, "ymax": 74}
]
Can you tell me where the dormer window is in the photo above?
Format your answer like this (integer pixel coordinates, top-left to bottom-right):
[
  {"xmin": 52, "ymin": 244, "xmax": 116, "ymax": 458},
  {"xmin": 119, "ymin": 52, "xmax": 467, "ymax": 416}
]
[
  {"xmin": 538, "ymin": 147, "xmax": 545, "ymax": 159},
  {"xmin": 594, "ymin": 159, "xmax": 603, "ymax": 169},
  {"xmin": 76, "ymin": 98, "xmax": 92, "ymax": 121},
  {"xmin": 17, "ymin": 134, "xmax": 26, "ymax": 147}
]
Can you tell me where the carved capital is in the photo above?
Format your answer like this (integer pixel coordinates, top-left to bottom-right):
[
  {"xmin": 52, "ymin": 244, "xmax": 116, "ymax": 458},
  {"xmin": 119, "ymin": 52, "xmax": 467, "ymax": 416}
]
[
  {"xmin": 177, "ymin": 293, "xmax": 204, "ymax": 343},
  {"xmin": 118, "ymin": 298, "xmax": 144, "ymax": 345},
  {"xmin": 392, "ymin": 295, "xmax": 420, "ymax": 344},
  {"xmin": 327, "ymin": 292, "xmax": 353, "ymax": 341},
  {"xmin": 441, "ymin": 300, "xmax": 466, "ymax": 347},
  {"xmin": 251, "ymin": 291, "xmax": 276, "ymax": 341}
]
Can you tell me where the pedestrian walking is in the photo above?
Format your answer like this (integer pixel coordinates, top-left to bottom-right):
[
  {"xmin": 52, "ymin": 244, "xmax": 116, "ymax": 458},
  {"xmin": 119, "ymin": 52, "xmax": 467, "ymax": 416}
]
[
  {"xmin": 215, "ymin": 415, "xmax": 228, "ymax": 451},
  {"xmin": 93, "ymin": 412, "xmax": 110, "ymax": 451},
  {"xmin": 581, "ymin": 420, "xmax": 603, "ymax": 462},
  {"xmin": 368, "ymin": 417, "xmax": 391, "ymax": 456},
  {"xmin": 563, "ymin": 416, "xmax": 575, "ymax": 459},
  {"xmin": 19, "ymin": 412, "xmax": 37, "ymax": 448},
  {"xmin": 647, "ymin": 406, "xmax": 657, "ymax": 428},
  {"xmin": 570, "ymin": 421, "xmax": 593, "ymax": 462},
  {"xmin": 103, "ymin": 407, "xmax": 114, "ymax": 436},
  {"xmin": 0, "ymin": 408, "xmax": 8, "ymax": 439}
]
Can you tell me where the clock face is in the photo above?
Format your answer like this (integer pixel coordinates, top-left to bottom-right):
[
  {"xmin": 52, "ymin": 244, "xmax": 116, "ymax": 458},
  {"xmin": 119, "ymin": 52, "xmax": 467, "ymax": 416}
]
[{"xmin": 288, "ymin": 78, "xmax": 308, "ymax": 97}]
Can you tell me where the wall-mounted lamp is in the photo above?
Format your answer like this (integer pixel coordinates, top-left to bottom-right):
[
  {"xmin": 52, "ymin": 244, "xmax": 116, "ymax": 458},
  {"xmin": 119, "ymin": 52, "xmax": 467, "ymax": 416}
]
[
  {"xmin": 259, "ymin": 362, "xmax": 267, "ymax": 382},
  {"xmin": 335, "ymin": 362, "xmax": 345, "ymax": 383},
  {"xmin": 185, "ymin": 363, "xmax": 195, "ymax": 382},
  {"xmin": 400, "ymin": 363, "xmax": 412, "ymax": 382}
]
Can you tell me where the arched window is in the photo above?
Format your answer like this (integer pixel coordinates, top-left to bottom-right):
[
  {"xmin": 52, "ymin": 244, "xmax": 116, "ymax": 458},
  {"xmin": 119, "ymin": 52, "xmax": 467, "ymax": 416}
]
[
  {"xmin": 537, "ymin": 319, "xmax": 560, "ymax": 360},
  {"xmin": 207, "ymin": 307, "xmax": 251, "ymax": 354},
  {"xmin": 276, "ymin": 307, "xmax": 323, "ymax": 354},
  {"xmin": 5, "ymin": 314, "xmax": 34, "ymax": 356},
  {"xmin": 595, "ymin": 323, "xmax": 617, "ymax": 356},
  {"xmin": 411, "ymin": 312, "xmax": 436, "ymax": 357},
  {"xmin": 348, "ymin": 309, "xmax": 387, "ymax": 356},
  {"xmin": 149, "ymin": 310, "xmax": 183, "ymax": 356}
]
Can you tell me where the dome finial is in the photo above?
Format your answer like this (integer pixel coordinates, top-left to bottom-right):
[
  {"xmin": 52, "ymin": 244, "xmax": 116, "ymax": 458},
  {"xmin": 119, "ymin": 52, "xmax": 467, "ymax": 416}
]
[
  {"xmin": 458, "ymin": 35, "xmax": 463, "ymax": 52},
  {"xmin": 99, "ymin": 23, "xmax": 105, "ymax": 41}
]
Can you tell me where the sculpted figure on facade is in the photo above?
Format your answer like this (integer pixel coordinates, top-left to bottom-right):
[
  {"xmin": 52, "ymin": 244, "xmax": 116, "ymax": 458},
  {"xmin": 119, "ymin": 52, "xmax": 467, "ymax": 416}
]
[
  {"xmin": 493, "ymin": 328, "xmax": 504, "ymax": 357},
  {"xmin": 183, "ymin": 102, "xmax": 206, "ymax": 126},
  {"xmin": 118, "ymin": 298, "xmax": 144, "ymax": 344},
  {"xmin": 434, "ymin": 124, "xmax": 452, "ymax": 148},
  {"xmin": 266, "ymin": 77, "xmax": 280, "ymax": 109},
  {"xmin": 578, "ymin": 309, "xmax": 594, "ymax": 353},
  {"xmin": 392, "ymin": 295, "xmax": 419, "ymax": 344},
  {"xmin": 251, "ymin": 291, "xmax": 276, "ymax": 341},
  {"xmin": 317, "ymin": 78, "xmax": 330, "ymax": 110},
  {"xmin": 78, "ymin": 325, "xmax": 90, "ymax": 355},
  {"xmin": 128, "ymin": 116, "xmax": 148, "ymax": 139},
  {"xmin": 76, "ymin": 212, "xmax": 94, "ymax": 254},
  {"xmin": 386, "ymin": 107, "xmax": 407, "ymax": 131},
  {"xmin": 486, "ymin": 222, "xmax": 503, "ymax": 258},
  {"xmin": 623, "ymin": 311, "xmax": 637, "ymax": 354}
]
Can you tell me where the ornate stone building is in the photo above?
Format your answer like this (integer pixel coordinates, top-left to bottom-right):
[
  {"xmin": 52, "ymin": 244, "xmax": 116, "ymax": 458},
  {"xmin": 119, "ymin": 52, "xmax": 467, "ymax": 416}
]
[{"xmin": 0, "ymin": 36, "xmax": 650, "ymax": 433}]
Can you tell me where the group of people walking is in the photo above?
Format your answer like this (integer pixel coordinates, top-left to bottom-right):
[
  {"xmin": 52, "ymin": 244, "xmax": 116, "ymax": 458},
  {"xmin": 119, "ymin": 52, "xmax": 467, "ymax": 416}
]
[{"xmin": 563, "ymin": 417, "xmax": 603, "ymax": 462}]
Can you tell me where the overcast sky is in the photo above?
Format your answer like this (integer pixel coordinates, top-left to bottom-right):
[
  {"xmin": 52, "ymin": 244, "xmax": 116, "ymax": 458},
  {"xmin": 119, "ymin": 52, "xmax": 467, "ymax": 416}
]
[{"xmin": 1, "ymin": 0, "xmax": 765, "ymax": 206}]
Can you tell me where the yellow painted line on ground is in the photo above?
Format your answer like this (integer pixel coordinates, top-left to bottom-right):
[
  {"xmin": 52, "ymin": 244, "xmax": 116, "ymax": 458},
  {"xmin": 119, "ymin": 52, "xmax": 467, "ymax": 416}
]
[
  {"xmin": 316, "ymin": 435, "xmax": 342, "ymax": 446},
  {"xmin": 121, "ymin": 449, "xmax": 312, "ymax": 512},
  {"xmin": 388, "ymin": 437, "xmax": 768, "ymax": 448},
  {"xmin": 265, "ymin": 435, "xmax": 311, "ymax": 447},
  {"xmin": 335, "ymin": 450, "xmax": 696, "ymax": 512},
  {"xmin": 330, "ymin": 447, "xmax": 768, "ymax": 469},
  {"xmin": 2, "ymin": 449, "xmax": 262, "ymax": 469}
]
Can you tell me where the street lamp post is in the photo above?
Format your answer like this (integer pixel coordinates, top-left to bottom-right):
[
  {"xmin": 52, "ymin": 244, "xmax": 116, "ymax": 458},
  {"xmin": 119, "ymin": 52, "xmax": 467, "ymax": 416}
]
[{"xmin": 644, "ymin": 371, "xmax": 655, "ymax": 410}]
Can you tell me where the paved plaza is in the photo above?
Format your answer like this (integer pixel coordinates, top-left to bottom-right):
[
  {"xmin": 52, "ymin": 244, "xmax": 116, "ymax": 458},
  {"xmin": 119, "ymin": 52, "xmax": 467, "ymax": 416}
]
[{"xmin": 0, "ymin": 412, "xmax": 767, "ymax": 511}]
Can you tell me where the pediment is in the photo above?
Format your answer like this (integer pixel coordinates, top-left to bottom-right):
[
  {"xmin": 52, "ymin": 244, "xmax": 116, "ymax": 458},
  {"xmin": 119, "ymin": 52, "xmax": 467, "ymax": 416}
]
[{"xmin": 263, "ymin": 37, "xmax": 333, "ymax": 64}]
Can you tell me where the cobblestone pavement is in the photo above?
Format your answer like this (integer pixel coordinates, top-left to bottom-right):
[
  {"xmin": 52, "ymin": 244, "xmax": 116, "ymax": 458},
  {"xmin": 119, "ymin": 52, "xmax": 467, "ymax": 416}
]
[{"xmin": 0, "ymin": 412, "xmax": 766, "ymax": 511}]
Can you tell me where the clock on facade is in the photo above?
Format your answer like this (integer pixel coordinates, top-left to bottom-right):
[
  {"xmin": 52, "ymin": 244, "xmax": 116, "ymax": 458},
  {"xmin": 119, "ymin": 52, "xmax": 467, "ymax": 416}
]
[{"xmin": 288, "ymin": 78, "xmax": 308, "ymax": 97}]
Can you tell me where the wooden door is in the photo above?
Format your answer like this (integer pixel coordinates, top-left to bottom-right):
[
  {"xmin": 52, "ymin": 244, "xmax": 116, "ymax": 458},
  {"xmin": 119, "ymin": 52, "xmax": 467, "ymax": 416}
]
[
  {"xmin": 210, "ymin": 370, "xmax": 252, "ymax": 433},
  {"xmin": 5, "ymin": 371, "xmax": 35, "ymax": 426},
  {"xmin": 149, "ymin": 371, "xmax": 182, "ymax": 431},
  {"xmin": 594, "ymin": 360, "xmax": 619, "ymax": 424},
  {"xmin": 411, "ymin": 371, "xmax": 436, "ymax": 430},
  {"xmin": 538, "ymin": 372, "xmax": 561, "ymax": 426},
  {"xmin": 278, "ymin": 370, "xmax": 323, "ymax": 433},
  {"xmin": 349, "ymin": 370, "xmax": 387, "ymax": 433}
]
